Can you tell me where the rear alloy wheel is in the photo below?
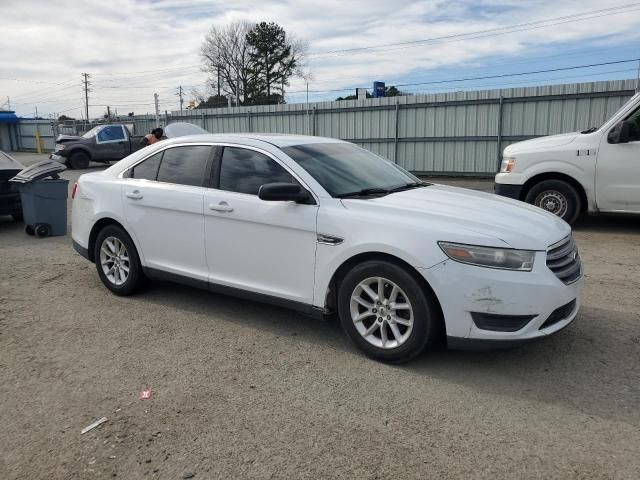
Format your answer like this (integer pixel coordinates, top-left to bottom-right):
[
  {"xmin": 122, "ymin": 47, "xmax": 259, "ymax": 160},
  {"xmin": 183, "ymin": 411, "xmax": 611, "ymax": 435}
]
[
  {"xmin": 68, "ymin": 151, "xmax": 90, "ymax": 169},
  {"xmin": 94, "ymin": 225, "xmax": 146, "ymax": 296},
  {"xmin": 525, "ymin": 179, "xmax": 581, "ymax": 224},
  {"xmin": 338, "ymin": 260, "xmax": 440, "ymax": 363}
]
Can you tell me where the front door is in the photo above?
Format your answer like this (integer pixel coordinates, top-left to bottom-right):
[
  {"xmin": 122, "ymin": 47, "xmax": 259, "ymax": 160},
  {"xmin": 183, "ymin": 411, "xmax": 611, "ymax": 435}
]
[
  {"xmin": 204, "ymin": 146, "xmax": 318, "ymax": 304},
  {"xmin": 122, "ymin": 145, "xmax": 214, "ymax": 281},
  {"xmin": 596, "ymin": 105, "xmax": 640, "ymax": 212},
  {"xmin": 94, "ymin": 125, "xmax": 129, "ymax": 160}
]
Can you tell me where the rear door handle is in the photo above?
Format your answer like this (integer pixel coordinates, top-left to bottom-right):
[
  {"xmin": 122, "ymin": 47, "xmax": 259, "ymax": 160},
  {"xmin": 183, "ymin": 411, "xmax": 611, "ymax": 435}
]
[
  {"xmin": 209, "ymin": 201, "xmax": 233, "ymax": 213},
  {"xmin": 125, "ymin": 190, "xmax": 143, "ymax": 200}
]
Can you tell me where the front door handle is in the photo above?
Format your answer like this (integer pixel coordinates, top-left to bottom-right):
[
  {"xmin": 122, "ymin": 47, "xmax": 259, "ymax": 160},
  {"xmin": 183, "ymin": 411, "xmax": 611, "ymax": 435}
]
[
  {"xmin": 209, "ymin": 201, "xmax": 234, "ymax": 213},
  {"xmin": 125, "ymin": 190, "xmax": 143, "ymax": 200}
]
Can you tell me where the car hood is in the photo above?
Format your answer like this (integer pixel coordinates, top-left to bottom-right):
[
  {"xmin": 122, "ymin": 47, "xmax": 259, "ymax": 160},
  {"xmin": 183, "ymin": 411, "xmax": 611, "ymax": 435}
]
[
  {"xmin": 342, "ymin": 184, "xmax": 570, "ymax": 250},
  {"xmin": 56, "ymin": 134, "xmax": 84, "ymax": 143},
  {"xmin": 504, "ymin": 131, "xmax": 579, "ymax": 155}
]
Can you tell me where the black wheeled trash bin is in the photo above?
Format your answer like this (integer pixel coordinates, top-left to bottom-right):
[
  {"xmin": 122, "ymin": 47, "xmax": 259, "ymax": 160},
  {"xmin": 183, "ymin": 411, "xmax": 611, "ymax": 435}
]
[{"xmin": 10, "ymin": 160, "xmax": 68, "ymax": 238}]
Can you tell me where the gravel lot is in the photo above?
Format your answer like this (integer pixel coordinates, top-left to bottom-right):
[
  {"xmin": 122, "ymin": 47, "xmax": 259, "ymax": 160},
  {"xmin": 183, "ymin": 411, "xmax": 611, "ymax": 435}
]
[{"xmin": 1, "ymin": 153, "xmax": 639, "ymax": 479}]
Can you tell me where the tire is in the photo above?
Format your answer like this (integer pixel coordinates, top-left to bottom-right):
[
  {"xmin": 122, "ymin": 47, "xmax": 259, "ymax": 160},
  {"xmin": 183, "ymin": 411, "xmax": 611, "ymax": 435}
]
[
  {"xmin": 94, "ymin": 224, "xmax": 147, "ymax": 296},
  {"xmin": 337, "ymin": 260, "xmax": 441, "ymax": 363},
  {"xmin": 525, "ymin": 179, "xmax": 581, "ymax": 225},
  {"xmin": 25, "ymin": 224, "xmax": 35, "ymax": 236},
  {"xmin": 35, "ymin": 223, "xmax": 50, "ymax": 237},
  {"xmin": 68, "ymin": 150, "xmax": 90, "ymax": 169}
]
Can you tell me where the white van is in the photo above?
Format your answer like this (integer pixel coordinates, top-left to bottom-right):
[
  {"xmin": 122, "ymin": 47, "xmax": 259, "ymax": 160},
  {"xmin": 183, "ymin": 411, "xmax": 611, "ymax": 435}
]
[{"xmin": 495, "ymin": 92, "xmax": 640, "ymax": 224}]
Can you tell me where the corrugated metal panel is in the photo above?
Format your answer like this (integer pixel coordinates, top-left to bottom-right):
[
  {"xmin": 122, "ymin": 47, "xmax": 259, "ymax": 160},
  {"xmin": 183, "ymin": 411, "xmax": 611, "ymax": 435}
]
[{"xmin": 16, "ymin": 79, "xmax": 637, "ymax": 172}]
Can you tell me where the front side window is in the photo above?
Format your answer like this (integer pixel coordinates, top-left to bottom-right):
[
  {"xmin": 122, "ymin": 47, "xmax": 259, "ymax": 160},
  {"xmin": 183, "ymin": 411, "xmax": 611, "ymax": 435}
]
[
  {"xmin": 282, "ymin": 142, "xmax": 419, "ymax": 197},
  {"xmin": 625, "ymin": 106, "xmax": 640, "ymax": 142},
  {"xmin": 219, "ymin": 147, "xmax": 295, "ymax": 195},
  {"xmin": 156, "ymin": 146, "xmax": 211, "ymax": 187},
  {"xmin": 131, "ymin": 152, "xmax": 163, "ymax": 180},
  {"xmin": 97, "ymin": 126, "xmax": 125, "ymax": 142}
]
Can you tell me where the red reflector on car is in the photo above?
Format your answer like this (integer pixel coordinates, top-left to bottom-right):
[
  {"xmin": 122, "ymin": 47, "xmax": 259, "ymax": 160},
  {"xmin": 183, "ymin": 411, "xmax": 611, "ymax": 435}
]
[{"xmin": 71, "ymin": 182, "xmax": 78, "ymax": 199}]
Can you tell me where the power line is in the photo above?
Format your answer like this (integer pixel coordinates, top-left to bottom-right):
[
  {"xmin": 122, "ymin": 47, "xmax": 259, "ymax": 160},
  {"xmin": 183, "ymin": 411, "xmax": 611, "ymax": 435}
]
[
  {"xmin": 286, "ymin": 58, "xmax": 640, "ymax": 94},
  {"xmin": 309, "ymin": 3, "xmax": 640, "ymax": 57}
]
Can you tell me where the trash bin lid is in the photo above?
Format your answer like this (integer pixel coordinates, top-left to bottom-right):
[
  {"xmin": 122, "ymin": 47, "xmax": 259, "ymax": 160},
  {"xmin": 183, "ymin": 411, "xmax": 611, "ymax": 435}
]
[{"xmin": 10, "ymin": 159, "xmax": 67, "ymax": 183}]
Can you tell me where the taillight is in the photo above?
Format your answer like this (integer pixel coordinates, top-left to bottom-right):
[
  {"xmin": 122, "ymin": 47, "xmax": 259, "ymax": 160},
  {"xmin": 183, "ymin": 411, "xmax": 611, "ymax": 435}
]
[{"xmin": 71, "ymin": 182, "xmax": 78, "ymax": 199}]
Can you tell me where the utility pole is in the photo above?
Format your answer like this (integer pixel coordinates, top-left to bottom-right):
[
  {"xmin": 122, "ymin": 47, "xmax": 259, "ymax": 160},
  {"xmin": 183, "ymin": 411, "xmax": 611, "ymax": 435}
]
[
  {"xmin": 217, "ymin": 66, "xmax": 221, "ymax": 97},
  {"xmin": 177, "ymin": 86, "xmax": 184, "ymax": 112},
  {"xmin": 154, "ymin": 93, "xmax": 160, "ymax": 127},
  {"xmin": 235, "ymin": 75, "xmax": 240, "ymax": 107},
  {"xmin": 5, "ymin": 96, "xmax": 10, "ymax": 110},
  {"xmin": 82, "ymin": 73, "xmax": 91, "ymax": 123},
  {"xmin": 106, "ymin": 105, "xmax": 111, "ymax": 121}
]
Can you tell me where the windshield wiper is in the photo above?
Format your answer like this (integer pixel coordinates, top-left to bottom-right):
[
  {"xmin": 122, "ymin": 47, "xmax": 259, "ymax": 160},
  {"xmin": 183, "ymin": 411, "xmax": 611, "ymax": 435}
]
[
  {"xmin": 581, "ymin": 127, "xmax": 598, "ymax": 134},
  {"xmin": 335, "ymin": 187, "xmax": 390, "ymax": 198},
  {"xmin": 336, "ymin": 182, "xmax": 430, "ymax": 198},
  {"xmin": 387, "ymin": 181, "xmax": 430, "ymax": 193}
]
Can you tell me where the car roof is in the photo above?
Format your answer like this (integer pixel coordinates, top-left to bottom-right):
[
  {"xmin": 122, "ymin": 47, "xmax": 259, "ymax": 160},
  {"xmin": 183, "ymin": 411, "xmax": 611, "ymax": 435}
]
[
  {"xmin": 160, "ymin": 133, "xmax": 347, "ymax": 148},
  {"xmin": 0, "ymin": 151, "xmax": 25, "ymax": 171}
]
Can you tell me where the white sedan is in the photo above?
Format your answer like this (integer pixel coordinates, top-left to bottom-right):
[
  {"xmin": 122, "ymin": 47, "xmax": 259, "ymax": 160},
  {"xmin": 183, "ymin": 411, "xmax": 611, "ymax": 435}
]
[{"xmin": 71, "ymin": 134, "xmax": 583, "ymax": 362}]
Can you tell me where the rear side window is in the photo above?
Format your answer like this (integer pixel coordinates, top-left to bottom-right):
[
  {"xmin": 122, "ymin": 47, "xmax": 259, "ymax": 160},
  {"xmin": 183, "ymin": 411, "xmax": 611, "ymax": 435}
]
[
  {"xmin": 219, "ymin": 147, "xmax": 294, "ymax": 195},
  {"xmin": 156, "ymin": 146, "xmax": 211, "ymax": 187},
  {"xmin": 97, "ymin": 126, "xmax": 125, "ymax": 142},
  {"xmin": 131, "ymin": 152, "xmax": 162, "ymax": 180}
]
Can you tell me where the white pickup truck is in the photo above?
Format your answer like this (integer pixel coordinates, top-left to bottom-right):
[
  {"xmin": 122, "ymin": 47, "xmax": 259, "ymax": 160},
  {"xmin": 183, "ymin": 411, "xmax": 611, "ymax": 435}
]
[{"xmin": 495, "ymin": 92, "xmax": 640, "ymax": 224}]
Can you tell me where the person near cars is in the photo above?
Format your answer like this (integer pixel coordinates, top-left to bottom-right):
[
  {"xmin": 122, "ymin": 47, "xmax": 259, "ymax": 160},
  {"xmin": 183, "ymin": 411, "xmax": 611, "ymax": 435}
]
[{"xmin": 140, "ymin": 128, "xmax": 164, "ymax": 147}]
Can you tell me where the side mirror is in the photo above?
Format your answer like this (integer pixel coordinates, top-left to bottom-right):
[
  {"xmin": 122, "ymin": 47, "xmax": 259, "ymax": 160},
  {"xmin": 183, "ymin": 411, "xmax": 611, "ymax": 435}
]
[
  {"xmin": 608, "ymin": 120, "xmax": 631, "ymax": 144},
  {"xmin": 258, "ymin": 183, "xmax": 310, "ymax": 203}
]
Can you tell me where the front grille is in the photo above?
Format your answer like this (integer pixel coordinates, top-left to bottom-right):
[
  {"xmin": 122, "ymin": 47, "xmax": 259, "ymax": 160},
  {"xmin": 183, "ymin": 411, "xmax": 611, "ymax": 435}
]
[
  {"xmin": 471, "ymin": 312, "xmax": 536, "ymax": 332},
  {"xmin": 546, "ymin": 236, "xmax": 582, "ymax": 284},
  {"xmin": 539, "ymin": 299, "xmax": 577, "ymax": 330}
]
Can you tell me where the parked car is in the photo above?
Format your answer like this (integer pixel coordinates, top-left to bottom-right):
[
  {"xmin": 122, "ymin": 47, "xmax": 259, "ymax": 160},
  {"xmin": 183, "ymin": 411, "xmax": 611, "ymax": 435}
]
[
  {"xmin": 495, "ymin": 92, "xmax": 640, "ymax": 224},
  {"xmin": 51, "ymin": 123, "xmax": 209, "ymax": 170},
  {"xmin": 71, "ymin": 134, "xmax": 582, "ymax": 362},
  {"xmin": 0, "ymin": 150, "xmax": 25, "ymax": 221}
]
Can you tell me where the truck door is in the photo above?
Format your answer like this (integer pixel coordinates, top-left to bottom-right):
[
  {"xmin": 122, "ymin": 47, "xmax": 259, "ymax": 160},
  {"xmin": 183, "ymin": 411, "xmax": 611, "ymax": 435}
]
[
  {"xmin": 596, "ymin": 104, "xmax": 640, "ymax": 213},
  {"xmin": 94, "ymin": 125, "xmax": 129, "ymax": 161}
]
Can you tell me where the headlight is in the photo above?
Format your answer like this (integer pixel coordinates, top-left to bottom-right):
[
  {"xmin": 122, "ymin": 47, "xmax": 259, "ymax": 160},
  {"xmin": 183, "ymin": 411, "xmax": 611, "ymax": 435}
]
[
  {"xmin": 500, "ymin": 156, "xmax": 515, "ymax": 173},
  {"xmin": 55, "ymin": 143, "xmax": 66, "ymax": 151},
  {"xmin": 438, "ymin": 242, "xmax": 535, "ymax": 271}
]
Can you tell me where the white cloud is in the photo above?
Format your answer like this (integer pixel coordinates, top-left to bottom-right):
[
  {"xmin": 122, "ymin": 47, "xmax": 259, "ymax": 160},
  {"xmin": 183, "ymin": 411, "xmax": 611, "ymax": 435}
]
[{"xmin": 1, "ymin": 0, "xmax": 639, "ymax": 117}]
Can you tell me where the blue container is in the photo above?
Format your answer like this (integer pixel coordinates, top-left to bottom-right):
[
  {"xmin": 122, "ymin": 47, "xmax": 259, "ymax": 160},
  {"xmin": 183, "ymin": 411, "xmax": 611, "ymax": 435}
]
[{"xmin": 373, "ymin": 81, "xmax": 386, "ymax": 98}]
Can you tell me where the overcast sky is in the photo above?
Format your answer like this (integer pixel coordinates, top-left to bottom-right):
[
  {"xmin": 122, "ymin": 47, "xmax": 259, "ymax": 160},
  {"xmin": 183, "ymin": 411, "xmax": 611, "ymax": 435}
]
[{"xmin": 1, "ymin": 0, "xmax": 640, "ymax": 118}]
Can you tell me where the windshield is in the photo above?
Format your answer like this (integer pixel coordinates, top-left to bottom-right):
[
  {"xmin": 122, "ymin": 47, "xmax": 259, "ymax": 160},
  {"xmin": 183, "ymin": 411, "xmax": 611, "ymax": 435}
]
[
  {"xmin": 82, "ymin": 126, "xmax": 101, "ymax": 139},
  {"xmin": 282, "ymin": 143, "xmax": 420, "ymax": 197}
]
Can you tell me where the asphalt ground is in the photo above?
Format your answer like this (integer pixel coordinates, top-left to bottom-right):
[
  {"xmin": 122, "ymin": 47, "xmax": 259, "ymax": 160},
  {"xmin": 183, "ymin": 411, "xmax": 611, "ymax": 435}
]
[{"xmin": 1, "ymin": 153, "xmax": 638, "ymax": 479}]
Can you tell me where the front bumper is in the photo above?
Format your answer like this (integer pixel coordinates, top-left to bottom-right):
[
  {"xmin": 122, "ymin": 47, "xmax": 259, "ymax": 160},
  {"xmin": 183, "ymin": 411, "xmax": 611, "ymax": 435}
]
[
  {"xmin": 420, "ymin": 251, "xmax": 583, "ymax": 347},
  {"xmin": 49, "ymin": 153, "xmax": 66, "ymax": 163},
  {"xmin": 493, "ymin": 183, "xmax": 523, "ymax": 200},
  {"xmin": 0, "ymin": 191, "xmax": 22, "ymax": 215}
]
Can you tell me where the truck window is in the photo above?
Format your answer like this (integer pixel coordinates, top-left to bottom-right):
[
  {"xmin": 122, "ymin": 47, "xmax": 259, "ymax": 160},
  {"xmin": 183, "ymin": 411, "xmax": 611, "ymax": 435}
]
[
  {"xmin": 97, "ymin": 126, "xmax": 126, "ymax": 143},
  {"xmin": 626, "ymin": 107, "xmax": 640, "ymax": 142}
]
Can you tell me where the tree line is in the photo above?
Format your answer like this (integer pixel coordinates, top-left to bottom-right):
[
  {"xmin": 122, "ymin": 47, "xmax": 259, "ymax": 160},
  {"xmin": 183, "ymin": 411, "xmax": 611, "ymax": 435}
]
[{"xmin": 198, "ymin": 21, "xmax": 307, "ymax": 108}]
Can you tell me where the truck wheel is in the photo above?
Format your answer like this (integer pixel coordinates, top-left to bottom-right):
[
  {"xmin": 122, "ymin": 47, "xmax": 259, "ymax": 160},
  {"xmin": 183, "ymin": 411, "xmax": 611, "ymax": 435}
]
[
  {"xmin": 68, "ymin": 151, "xmax": 90, "ymax": 169},
  {"xmin": 525, "ymin": 179, "xmax": 581, "ymax": 224}
]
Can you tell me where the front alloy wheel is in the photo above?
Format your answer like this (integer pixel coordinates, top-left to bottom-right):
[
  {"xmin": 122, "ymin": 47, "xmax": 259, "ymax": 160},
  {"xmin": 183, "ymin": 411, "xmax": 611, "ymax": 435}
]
[
  {"xmin": 338, "ymin": 260, "xmax": 441, "ymax": 363},
  {"xmin": 350, "ymin": 277, "xmax": 414, "ymax": 349}
]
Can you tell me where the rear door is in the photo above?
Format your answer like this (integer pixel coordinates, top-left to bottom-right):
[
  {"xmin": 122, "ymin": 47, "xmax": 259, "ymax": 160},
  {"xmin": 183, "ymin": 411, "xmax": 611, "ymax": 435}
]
[
  {"xmin": 203, "ymin": 145, "xmax": 318, "ymax": 304},
  {"xmin": 94, "ymin": 125, "xmax": 129, "ymax": 160},
  {"xmin": 122, "ymin": 144, "xmax": 215, "ymax": 281}
]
